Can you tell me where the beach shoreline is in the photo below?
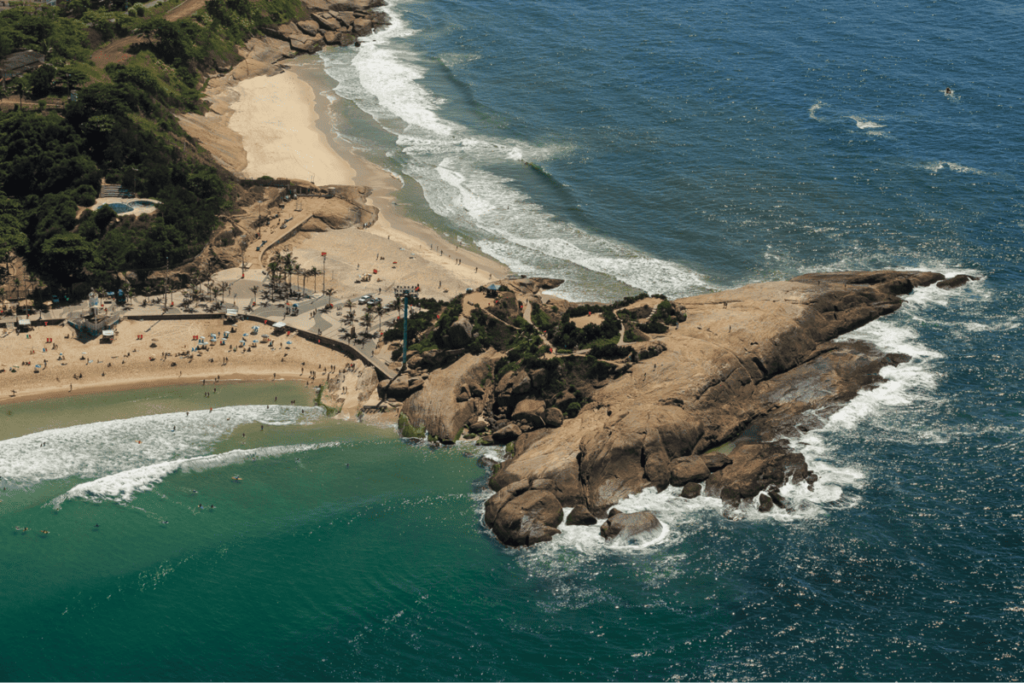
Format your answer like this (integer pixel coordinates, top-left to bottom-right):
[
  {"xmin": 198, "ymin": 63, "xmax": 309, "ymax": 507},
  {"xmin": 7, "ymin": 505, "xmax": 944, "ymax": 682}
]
[
  {"xmin": 1, "ymin": 16, "xmax": 513, "ymax": 410},
  {"xmin": 0, "ymin": 318, "xmax": 376, "ymax": 417}
]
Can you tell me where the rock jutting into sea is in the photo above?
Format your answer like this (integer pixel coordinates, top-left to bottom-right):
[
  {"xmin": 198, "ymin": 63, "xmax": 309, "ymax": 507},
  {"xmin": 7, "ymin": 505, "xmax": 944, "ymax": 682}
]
[{"xmin": 387, "ymin": 270, "xmax": 974, "ymax": 547}]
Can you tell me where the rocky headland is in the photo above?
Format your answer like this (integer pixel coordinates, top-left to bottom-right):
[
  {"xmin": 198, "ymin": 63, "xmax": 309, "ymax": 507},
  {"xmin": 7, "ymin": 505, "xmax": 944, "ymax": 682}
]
[{"xmin": 385, "ymin": 270, "xmax": 975, "ymax": 547}]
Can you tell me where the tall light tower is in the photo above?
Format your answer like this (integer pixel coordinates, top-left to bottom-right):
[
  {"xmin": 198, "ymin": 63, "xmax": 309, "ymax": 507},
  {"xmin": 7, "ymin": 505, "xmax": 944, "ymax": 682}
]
[{"xmin": 394, "ymin": 285, "xmax": 417, "ymax": 371}]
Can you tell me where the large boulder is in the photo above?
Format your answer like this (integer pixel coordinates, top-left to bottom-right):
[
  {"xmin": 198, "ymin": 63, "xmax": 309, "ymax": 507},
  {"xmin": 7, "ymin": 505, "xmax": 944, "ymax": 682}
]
[
  {"xmin": 578, "ymin": 404, "xmax": 704, "ymax": 514},
  {"xmin": 491, "ymin": 490, "xmax": 564, "ymax": 547},
  {"xmin": 400, "ymin": 350, "xmax": 499, "ymax": 443},
  {"xmin": 289, "ymin": 35, "xmax": 323, "ymax": 53},
  {"xmin": 936, "ymin": 274, "xmax": 976, "ymax": 290},
  {"xmin": 669, "ymin": 456, "xmax": 711, "ymax": 486},
  {"xmin": 312, "ymin": 12, "xmax": 342, "ymax": 30},
  {"xmin": 566, "ymin": 504, "xmax": 597, "ymax": 526},
  {"xmin": 543, "ymin": 406, "xmax": 564, "ymax": 428},
  {"xmin": 680, "ymin": 482, "xmax": 702, "ymax": 499},
  {"xmin": 377, "ymin": 374, "xmax": 423, "ymax": 400},
  {"xmin": 297, "ymin": 19, "xmax": 321, "ymax": 35},
  {"xmin": 491, "ymin": 423, "xmax": 522, "ymax": 444},
  {"xmin": 599, "ymin": 510, "xmax": 663, "ymax": 544},
  {"xmin": 483, "ymin": 480, "xmax": 530, "ymax": 527},
  {"xmin": 705, "ymin": 442, "xmax": 808, "ymax": 503},
  {"xmin": 495, "ymin": 370, "xmax": 531, "ymax": 405},
  {"xmin": 448, "ymin": 315, "xmax": 475, "ymax": 349},
  {"xmin": 511, "ymin": 398, "xmax": 546, "ymax": 428}
]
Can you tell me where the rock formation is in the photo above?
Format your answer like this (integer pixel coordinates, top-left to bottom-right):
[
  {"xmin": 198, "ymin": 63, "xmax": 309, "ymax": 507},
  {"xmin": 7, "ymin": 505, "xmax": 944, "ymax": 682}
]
[{"xmin": 393, "ymin": 270, "xmax": 961, "ymax": 547}]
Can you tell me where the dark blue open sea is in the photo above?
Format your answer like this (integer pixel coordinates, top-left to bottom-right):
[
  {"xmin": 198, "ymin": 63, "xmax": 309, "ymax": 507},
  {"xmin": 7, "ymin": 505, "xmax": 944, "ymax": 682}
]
[{"xmin": 2, "ymin": 0, "xmax": 1023, "ymax": 679}]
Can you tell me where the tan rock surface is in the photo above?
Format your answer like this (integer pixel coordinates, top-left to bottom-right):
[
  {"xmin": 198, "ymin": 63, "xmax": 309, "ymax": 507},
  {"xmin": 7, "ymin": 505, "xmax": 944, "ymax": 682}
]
[{"xmin": 487, "ymin": 270, "xmax": 948, "ymax": 528}]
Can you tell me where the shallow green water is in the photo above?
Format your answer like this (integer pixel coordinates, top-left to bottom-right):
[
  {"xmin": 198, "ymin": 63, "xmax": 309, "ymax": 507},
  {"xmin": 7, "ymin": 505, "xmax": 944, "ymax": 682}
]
[{"xmin": 0, "ymin": 385, "xmax": 498, "ymax": 681}]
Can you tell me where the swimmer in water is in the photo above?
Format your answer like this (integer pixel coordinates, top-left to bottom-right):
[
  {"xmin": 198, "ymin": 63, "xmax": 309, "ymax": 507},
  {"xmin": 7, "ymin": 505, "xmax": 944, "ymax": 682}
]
[
  {"xmin": 945, "ymin": 87, "xmax": 953, "ymax": 95},
  {"xmin": 41, "ymin": 530, "xmax": 50, "ymax": 535},
  {"xmin": 160, "ymin": 520, "xmax": 169, "ymax": 525}
]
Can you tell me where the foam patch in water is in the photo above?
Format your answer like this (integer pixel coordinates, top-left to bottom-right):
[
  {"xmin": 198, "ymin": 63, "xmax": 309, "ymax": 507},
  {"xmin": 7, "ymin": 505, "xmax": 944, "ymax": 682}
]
[
  {"xmin": 850, "ymin": 116, "xmax": 886, "ymax": 130},
  {"xmin": 922, "ymin": 161, "xmax": 984, "ymax": 175}
]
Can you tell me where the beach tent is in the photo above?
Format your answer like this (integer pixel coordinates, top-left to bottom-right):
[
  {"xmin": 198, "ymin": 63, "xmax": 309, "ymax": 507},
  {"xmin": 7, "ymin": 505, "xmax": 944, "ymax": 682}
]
[{"xmin": 272, "ymin": 321, "xmax": 287, "ymax": 334}]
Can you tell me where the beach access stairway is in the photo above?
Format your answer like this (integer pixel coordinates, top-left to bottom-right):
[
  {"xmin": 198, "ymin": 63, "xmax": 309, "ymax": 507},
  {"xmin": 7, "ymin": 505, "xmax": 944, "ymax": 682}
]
[{"xmin": 99, "ymin": 184, "xmax": 135, "ymax": 199}]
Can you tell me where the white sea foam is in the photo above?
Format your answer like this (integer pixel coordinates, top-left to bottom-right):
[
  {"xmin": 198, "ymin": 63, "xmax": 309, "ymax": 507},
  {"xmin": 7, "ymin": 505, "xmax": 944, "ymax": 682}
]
[
  {"xmin": 51, "ymin": 441, "xmax": 338, "ymax": 507},
  {"xmin": 317, "ymin": 2, "xmax": 707, "ymax": 301},
  {"xmin": 0, "ymin": 405, "xmax": 322, "ymax": 490},
  {"xmin": 850, "ymin": 116, "xmax": 886, "ymax": 130},
  {"xmin": 809, "ymin": 101, "xmax": 826, "ymax": 121},
  {"xmin": 923, "ymin": 161, "xmax": 984, "ymax": 175}
]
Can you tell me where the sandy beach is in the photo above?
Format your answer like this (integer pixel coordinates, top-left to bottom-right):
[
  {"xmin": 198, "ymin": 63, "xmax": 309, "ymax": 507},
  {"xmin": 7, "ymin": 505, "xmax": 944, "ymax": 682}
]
[
  {"xmin": 0, "ymin": 318, "xmax": 375, "ymax": 417},
  {"xmin": 225, "ymin": 67, "xmax": 508, "ymax": 303},
  {"xmin": 3, "ymin": 42, "xmax": 510, "ymax": 407}
]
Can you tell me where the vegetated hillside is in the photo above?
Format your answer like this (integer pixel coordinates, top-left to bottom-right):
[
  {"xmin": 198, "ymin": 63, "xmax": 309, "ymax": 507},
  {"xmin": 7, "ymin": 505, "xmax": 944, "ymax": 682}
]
[{"xmin": 0, "ymin": 0, "xmax": 304, "ymax": 300}]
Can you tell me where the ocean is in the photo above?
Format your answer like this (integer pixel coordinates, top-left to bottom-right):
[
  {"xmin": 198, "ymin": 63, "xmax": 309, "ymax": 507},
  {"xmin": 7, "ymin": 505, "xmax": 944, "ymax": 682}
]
[{"xmin": 2, "ymin": 0, "xmax": 1023, "ymax": 678}]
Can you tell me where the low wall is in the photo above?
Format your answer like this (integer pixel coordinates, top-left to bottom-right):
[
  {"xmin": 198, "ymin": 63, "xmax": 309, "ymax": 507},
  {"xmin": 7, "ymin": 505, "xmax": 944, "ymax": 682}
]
[{"xmin": 238, "ymin": 313, "xmax": 393, "ymax": 380}]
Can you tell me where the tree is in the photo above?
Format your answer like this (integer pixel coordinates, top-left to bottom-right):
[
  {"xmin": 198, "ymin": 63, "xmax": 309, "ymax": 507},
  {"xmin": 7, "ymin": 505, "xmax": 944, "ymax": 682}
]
[
  {"xmin": 361, "ymin": 310, "xmax": 373, "ymax": 338},
  {"xmin": 0, "ymin": 215, "xmax": 28, "ymax": 285},
  {"xmin": 40, "ymin": 231, "xmax": 94, "ymax": 283},
  {"xmin": 324, "ymin": 287, "xmax": 335, "ymax": 308},
  {"xmin": 307, "ymin": 265, "xmax": 319, "ymax": 293},
  {"xmin": 372, "ymin": 301, "xmax": 384, "ymax": 335}
]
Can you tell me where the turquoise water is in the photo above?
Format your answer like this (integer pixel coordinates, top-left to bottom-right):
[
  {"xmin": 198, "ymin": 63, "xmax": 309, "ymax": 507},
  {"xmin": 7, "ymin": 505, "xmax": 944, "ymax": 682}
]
[{"xmin": 4, "ymin": 0, "xmax": 1024, "ymax": 678}]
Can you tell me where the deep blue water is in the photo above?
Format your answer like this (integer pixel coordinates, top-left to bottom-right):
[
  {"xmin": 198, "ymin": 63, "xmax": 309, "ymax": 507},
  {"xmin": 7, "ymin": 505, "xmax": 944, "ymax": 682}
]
[
  {"xmin": 318, "ymin": 0, "xmax": 1024, "ymax": 677},
  {"xmin": 2, "ymin": 0, "xmax": 1023, "ymax": 680}
]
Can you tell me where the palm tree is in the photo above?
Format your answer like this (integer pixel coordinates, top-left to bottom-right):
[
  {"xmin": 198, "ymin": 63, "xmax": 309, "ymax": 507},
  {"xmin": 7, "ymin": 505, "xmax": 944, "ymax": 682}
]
[
  {"xmin": 324, "ymin": 287, "xmax": 335, "ymax": 308},
  {"xmin": 282, "ymin": 252, "xmax": 295, "ymax": 296},
  {"xmin": 308, "ymin": 266, "xmax": 320, "ymax": 294},
  {"xmin": 372, "ymin": 301, "xmax": 384, "ymax": 336},
  {"xmin": 361, "ymin": 310, "xmax": 373, "ymax": 339},
  {"xmin": 267, "ymin": 261, "xmax": 280, "ymax": 301}
]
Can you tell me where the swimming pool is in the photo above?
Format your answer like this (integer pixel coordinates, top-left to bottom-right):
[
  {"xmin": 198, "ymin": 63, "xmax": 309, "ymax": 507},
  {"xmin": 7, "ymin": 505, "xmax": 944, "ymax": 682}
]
[
  {"xmin": 107, "ymin": 203, "xmax": 133, "ymax": 214},
  {"xmin": 129, "ymin": 200, "xmax": 157, "ymax": 208}
]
